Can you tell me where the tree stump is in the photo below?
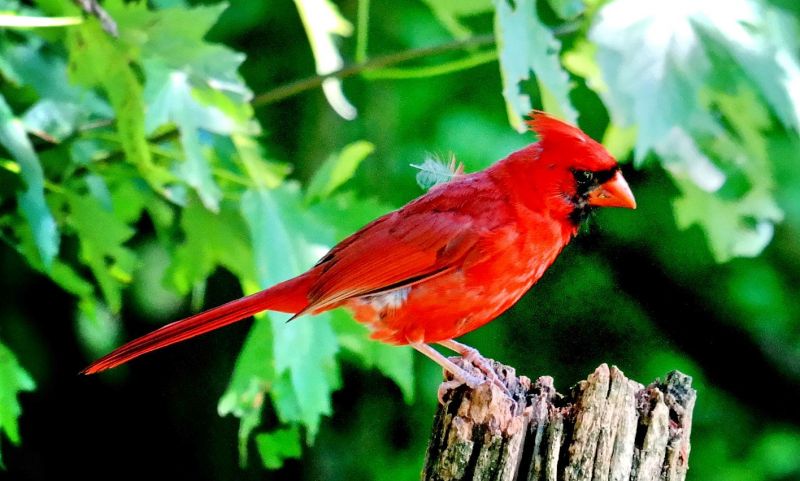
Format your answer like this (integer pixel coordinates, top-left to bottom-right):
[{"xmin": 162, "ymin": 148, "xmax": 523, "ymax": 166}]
[{"xmin": 421, "ymin": 360, "xmax": 695, "ymax": 481}]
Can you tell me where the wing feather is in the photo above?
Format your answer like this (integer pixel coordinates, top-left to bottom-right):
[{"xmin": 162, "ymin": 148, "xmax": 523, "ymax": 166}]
[{"xmin": 301, "ymin": 205, "xmax": 481, "ymax": 314}]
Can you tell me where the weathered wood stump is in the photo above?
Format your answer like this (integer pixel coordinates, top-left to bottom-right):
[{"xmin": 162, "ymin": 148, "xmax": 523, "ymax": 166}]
[{"xmin": 422, "ymin": 360, "xmax": 695, "ymax": 481}]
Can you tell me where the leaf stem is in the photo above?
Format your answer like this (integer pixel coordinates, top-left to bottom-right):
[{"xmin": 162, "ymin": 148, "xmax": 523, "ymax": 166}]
[
  {"xmin": 363, "ymin": 50, "xmax": 498, "ymax": 80},
  {"xmin": 355, "ymin": 0, "xmax": 370, "ymax": 63}
]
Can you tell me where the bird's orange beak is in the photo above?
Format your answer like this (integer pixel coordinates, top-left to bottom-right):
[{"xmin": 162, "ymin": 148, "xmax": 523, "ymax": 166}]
[{"xmin": 588, "ymin": 171, "xmax": 636, "ymax": 209}]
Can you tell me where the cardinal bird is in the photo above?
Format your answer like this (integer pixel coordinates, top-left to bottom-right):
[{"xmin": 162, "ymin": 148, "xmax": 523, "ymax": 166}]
[{"xmin": 82, "ymin": 112, "xmax": 635, "ymax": 388}]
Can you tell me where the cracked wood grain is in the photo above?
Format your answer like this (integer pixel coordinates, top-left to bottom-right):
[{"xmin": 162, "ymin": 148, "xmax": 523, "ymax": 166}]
[{"xmin": 421, "ymin": 362, "xmax": 696, "ymax": 481}]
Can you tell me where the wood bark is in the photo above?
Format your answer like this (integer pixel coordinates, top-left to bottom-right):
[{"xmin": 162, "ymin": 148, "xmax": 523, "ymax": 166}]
[{"xmin": 421, "ymin": 360, "xmax": 695, "ymax": 481}]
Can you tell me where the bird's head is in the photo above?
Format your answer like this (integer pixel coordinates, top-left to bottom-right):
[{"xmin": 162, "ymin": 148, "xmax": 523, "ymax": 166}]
[{"xmin": 524, "ymin": 111, "xmax": 636, "ymax": 225}]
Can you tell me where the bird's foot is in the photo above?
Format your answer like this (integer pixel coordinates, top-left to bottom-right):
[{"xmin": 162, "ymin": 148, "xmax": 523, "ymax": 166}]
[
  {"xmin": 412, "ymin": 343, "xmax": 492, "ymax": 403},
  {"xmin": 438, "ymin": 339, "xmax": 513, "ymax": 399}
]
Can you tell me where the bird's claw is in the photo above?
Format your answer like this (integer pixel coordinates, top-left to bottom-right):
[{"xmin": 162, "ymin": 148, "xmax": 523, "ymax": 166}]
[{"xmin": 457, "ymin": 347, "xmax": 513, "ymax": 398}]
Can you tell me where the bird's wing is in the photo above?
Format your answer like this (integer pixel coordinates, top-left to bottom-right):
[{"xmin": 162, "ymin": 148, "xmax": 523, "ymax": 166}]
[{"xmin": 301, "ymin": 206, "xmax": 482, "ymax": 314}]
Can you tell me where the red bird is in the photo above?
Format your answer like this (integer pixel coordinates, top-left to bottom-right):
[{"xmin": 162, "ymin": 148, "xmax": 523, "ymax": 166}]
[{"xmin": 83, "ymin": 112, "xmax": 635, "ymax": 388}]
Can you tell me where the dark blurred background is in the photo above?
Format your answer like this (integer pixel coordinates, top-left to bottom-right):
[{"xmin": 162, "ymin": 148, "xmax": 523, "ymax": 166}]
[{"xmin": 1, "ymin": 0, "xmax": 800, "ymax": 479}]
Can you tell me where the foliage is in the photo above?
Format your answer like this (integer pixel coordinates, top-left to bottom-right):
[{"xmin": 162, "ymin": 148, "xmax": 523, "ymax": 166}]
[
  {"xmin": 0, "ymin": 342, "xmax": 34, "ymax": 468},
  {"xmin": 0, "ymin": 0, "xmax": 799, "ymax": 478}
]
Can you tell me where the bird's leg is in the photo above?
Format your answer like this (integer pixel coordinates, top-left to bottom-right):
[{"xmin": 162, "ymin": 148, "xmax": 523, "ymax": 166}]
[
  {"xmin": 411, "ymin": 343, "xmax": 484, "ymax": 402},
  {"xmin": 438, "ymin": 339, "xmax": 510, "ymax": 396}
]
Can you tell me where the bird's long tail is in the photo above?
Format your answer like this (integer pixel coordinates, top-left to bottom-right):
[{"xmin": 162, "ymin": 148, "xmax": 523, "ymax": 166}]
[{"xmin": 81, "ymin": 273, "xmax": 314, "ymax": 374}]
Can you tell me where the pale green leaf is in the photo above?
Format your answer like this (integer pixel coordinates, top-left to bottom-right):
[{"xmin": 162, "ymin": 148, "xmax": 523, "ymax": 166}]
[
  {"xmin": 494, "ymin": 0, "xmax": 577, "ymax": 132},
  {"xmin": 143, "ymin": 64, "xmax": 223, "ymax": 211},
  {"xmin": 114, "ymin": 0, "xmax": 254, "ymax": 113},
  {"xmin": 0, "ymin": 94, "xmax": 59, "ymax": 267},
  {"xmin": 0, "ymin": 342, "xmax": 35, "ymax": 469},
  {"xmin": 293, "ymin": 0, "xmax": 357, "ymax": 119},
  {"xmin": 306, "ymin": 140, "xmax": 374, "ymax": 203},
  {"xmin": 591, "ymin": 0, "xmax": 800, "ymax": 156},
  {"xmin": 256, "ymin": 426, "xmax": 302, "ymax": 469},
  {"xmin": 232, "ymin": 134, "xmax": 288, "ymax": 189},
  {"xmin": 591, "ymin": 0, "xmax": 712, "ymax": 158},
  {"xmin": 240, "ymin": 186, "xmax": 339, "ymax": 441}
]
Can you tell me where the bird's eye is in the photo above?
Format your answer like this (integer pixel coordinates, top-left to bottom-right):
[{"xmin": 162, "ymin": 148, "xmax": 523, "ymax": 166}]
[{"xmin": 575, "ymin": 170, "xmax": 594, "ymax": 185}]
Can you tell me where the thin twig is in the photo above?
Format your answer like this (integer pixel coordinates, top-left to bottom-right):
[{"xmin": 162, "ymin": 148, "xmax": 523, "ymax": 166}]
[{"xmin": 252, "ymin": 34, "xmax": 496, "ymax": 107}]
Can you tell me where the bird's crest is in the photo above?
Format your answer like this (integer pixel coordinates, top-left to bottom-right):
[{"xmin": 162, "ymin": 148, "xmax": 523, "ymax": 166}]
[{"xmin": 526, "ymin": 110, "xmax": 589, "ymax": 145}]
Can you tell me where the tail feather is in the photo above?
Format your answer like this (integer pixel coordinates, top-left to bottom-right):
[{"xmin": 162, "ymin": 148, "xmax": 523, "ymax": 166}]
[{"xmin": 81, "ymin": 273, "xmax": 314, "ymax": 374}]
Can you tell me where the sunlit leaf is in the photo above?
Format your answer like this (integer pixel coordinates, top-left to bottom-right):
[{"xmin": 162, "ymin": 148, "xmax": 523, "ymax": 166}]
[
  {"xmin": 293, "ymin": 0, "xmax": 357, "ymax": 120},
  {"xmin": 306, "ymin": 140, "xmax": 374, "ymax": 203},
  {"xmin": 143, "ymin": 66, "xmax": 223, "ymax": 211},
  {"xmin": 591, "ymin": 0, "xmax": 800, "ymax": 156},
  {"xmin": 0, "ymin": 14, "xmax": 81, "ymax": 28},
  {"xmin": 0, "ymin": 342, "xmax": 35, "ymax": 469},
  {"xmin": 494, "ymin": 0, "xmax": 577, "ymax": 132}
]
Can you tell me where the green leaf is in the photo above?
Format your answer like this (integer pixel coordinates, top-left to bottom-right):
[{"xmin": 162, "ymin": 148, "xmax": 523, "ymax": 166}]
[
  {"xmin": 217, "ymin": 315, "xmax": 274, "ymax": 466},
  {"xmin": 67, "ymin": 18, "xmax": 154, "ymax": 176},
  {"xmin": 672, "ymin": 176, "xmax": 782, "ymax": 262},
  {"xmin": 0, "ymin": 94, "xmax": 59, "ymax": 267},
  {"xmin": 494, "ymin": 0, "xmax": 577, "ymax": 132},
  {"xmin": 293, "ymin": 0, "xmax": 356, "ymax": 120},
  {"xmin": 410, "ymin": 153, "xmax": 463, "ymax": 190},
  {"xmin": 66, "ymin": 192, "xmax": 137, "ymax": 312},
  {"xmin": 3, "ymin": 38, "xmax": 112, "ymax": 142},
  {"xmin": 255, "ymin": 425, "xmax": 302, "ymax": 469},
  {"xmin": 0, "ymin": 342, "xmax": 35, "ymax": 469},
  {"xmin": 165, "ymin": 199, "xmax": 254, "ymax": 295},
  {"xmin": 240, "ymin": 186, "xmax": 339, "ymax": 441},
  {"xmin": 306, "ymin": 140, "xmax": 374, "ymax": 203}
]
